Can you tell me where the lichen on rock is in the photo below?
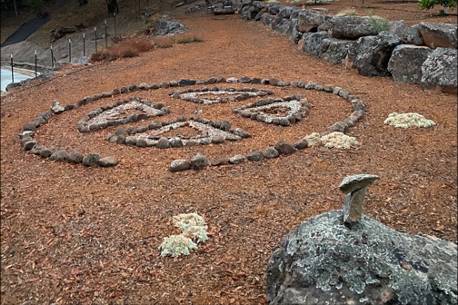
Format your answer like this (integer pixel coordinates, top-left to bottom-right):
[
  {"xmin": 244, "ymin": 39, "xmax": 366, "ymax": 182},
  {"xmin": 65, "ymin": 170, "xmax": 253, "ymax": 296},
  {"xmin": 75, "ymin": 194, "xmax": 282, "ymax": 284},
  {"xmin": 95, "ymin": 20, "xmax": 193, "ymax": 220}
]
[
  {"xmin": 320, "ymin": 132, "xmax": 359, "ymax": 149},
  {"xmin": 384, "ymin": 112, "xmax": 436, "ymax": 128}
]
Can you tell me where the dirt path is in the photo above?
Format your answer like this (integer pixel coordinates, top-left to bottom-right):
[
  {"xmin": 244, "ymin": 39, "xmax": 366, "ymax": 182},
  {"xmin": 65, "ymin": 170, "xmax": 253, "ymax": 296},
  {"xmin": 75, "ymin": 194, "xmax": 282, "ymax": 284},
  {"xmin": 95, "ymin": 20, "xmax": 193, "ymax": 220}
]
[{"xmin": 1, "ymin": 15, "xmax": 456, "ymax": 305}]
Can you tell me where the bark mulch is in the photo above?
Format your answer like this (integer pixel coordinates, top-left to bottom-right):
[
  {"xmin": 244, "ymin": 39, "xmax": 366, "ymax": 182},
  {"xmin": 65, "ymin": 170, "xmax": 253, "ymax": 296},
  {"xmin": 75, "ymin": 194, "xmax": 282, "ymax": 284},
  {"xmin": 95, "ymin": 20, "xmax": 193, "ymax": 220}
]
[{"xmin": 1, "ymin": 14, "xmax": 456, "ymax": 305}]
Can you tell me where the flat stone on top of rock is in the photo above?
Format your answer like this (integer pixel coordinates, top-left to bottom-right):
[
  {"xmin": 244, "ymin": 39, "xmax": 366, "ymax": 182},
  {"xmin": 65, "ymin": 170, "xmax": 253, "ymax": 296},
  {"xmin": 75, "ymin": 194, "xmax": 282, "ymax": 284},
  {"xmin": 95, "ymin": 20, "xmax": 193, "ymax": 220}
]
[{"xmin": 339, "ymin": 173, "xmax": 379, "ymax": 194}]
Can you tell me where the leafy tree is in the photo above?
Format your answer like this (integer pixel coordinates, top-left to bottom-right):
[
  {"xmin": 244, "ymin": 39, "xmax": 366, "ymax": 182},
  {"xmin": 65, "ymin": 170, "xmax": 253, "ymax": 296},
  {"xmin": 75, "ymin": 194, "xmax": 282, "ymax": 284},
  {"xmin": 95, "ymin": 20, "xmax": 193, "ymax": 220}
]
[{"xmin": 419, "ymin": 0, "xmax": 457, "ymax": 15}]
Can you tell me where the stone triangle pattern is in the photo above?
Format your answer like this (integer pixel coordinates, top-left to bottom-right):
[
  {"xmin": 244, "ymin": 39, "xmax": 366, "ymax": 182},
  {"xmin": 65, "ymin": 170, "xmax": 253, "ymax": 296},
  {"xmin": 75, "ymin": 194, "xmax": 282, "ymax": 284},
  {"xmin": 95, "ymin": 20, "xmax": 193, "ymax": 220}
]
[
  {"xmin": 121, "ymin": 118, "xmax": 251, "ymax": 148},
  {"xmin": 77, "ymin": 97, "xmax": 169, "ymax": 132},
  {"xmin": 234, "ymin": 96, "xmax": 309, "ymax": 126},
  {"xmin": 170, "ymin": 87, "xmax": 273, "ymax": 104}
]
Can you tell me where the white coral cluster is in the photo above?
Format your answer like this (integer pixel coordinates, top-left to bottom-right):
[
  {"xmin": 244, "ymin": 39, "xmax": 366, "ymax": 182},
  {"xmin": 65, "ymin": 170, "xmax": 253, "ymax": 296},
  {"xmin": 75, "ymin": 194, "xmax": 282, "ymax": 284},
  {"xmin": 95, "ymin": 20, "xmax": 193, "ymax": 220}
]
[
  {"xmin": 304, "ymin": 132, "xmax": 359, "ymax": 149},
  {"xmin": 384, "ymin": 112, "xmax": 436, "ymax": 128},
  {"xmin": 159, "ymin": 213, "xmax": 208, "ymax": 257}
]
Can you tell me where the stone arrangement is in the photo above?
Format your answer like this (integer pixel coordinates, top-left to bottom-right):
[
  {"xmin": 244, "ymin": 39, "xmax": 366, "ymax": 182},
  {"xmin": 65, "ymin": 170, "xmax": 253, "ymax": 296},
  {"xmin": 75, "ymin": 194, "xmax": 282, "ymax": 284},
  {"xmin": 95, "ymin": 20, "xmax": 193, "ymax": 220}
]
[
  {"xmin": 266, "ymin": 174, "xmax": 457, "ymax": 305},
  {"xmin": 239, "ymin": 1, "xmax": 457, "ymax": 90},
  {"xmin": 170, "ymin": 87, "xmax": 273, "ymax": 104},
  {"xmin": 20, "ymin": 76, "xmax": 366, "ymax": 170},
  {"xmin": 77, "ymin": 97, "xmax": 169, "ymax": 132},
  {"xmin": 234, "ymin": 96, "xmax": 309, "ymax": 126},
  {"xmin": 116, "ymin": 117, "xmax": 250, "ymax": 148}
]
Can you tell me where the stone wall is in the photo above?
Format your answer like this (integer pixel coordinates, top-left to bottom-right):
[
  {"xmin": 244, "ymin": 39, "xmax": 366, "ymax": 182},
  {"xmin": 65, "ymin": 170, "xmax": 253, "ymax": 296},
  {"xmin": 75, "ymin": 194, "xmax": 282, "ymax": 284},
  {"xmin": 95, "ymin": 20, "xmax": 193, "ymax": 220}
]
[{"xmin": 239, "ymin": 0, "xmax": 457, "ymax": 91}]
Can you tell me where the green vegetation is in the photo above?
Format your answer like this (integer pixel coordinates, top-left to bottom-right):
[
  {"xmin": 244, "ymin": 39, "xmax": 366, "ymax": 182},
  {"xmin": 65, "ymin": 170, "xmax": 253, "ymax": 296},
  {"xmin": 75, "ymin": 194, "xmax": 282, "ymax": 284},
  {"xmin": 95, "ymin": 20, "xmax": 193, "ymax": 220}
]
[
  {"xmin": 368, "ymin": 15, "xmax": 390, "ymax": 33},
  {"xmin": 418, "ymin": 0, "xmax": 457, "ymax": 15}
]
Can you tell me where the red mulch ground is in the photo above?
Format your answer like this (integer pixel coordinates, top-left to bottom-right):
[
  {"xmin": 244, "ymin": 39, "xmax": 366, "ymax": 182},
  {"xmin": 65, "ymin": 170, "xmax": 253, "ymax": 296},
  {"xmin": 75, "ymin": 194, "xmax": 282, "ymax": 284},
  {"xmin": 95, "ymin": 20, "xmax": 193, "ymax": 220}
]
[{"xmin": 1, "ymin": 13, "xmax": 457, "ymax": 305}]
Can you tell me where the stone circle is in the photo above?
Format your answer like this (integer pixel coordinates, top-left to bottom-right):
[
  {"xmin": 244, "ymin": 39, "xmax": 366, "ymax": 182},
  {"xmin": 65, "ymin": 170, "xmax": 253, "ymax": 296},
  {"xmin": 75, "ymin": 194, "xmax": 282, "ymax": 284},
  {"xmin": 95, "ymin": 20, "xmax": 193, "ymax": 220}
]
[{"xmin": 20, "ymin": 76, "xmax": 367, "ymax": 170}]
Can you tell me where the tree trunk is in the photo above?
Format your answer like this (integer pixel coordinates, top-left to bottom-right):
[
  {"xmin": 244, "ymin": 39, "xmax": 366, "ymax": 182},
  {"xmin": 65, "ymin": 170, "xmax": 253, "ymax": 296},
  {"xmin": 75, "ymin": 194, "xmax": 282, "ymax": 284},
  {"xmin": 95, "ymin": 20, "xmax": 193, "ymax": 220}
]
[{"xmin": 106, "ymin": 0, "xmax": 119, "ymax": 16}]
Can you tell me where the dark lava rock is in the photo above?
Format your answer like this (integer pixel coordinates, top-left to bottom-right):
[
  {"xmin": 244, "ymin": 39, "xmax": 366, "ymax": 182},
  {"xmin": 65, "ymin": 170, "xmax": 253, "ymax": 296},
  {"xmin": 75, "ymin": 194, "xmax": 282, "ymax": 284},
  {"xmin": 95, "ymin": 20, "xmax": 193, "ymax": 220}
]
[
  {"xmin": 388, "ymin": 45, "xmax": 432, "ymax": 84},
  {"xmin": 267, "ymin": 211, "xmax": 457, "ymax": 305},
  {"xmin": 82, "ymin": 154, "xmax": 101, "ymax": 167}
]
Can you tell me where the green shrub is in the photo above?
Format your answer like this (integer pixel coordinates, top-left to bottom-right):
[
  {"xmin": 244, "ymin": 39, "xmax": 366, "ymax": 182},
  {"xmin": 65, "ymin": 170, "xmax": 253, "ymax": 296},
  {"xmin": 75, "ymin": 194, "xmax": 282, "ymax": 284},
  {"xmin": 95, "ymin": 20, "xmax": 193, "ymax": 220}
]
[
  {"xmin": 368, "ymin": 16, "xmax": 390, "ymax": 33},
  {"xmin": 419, "ymin": 0, "xmax": 457, "ymax": 14}
]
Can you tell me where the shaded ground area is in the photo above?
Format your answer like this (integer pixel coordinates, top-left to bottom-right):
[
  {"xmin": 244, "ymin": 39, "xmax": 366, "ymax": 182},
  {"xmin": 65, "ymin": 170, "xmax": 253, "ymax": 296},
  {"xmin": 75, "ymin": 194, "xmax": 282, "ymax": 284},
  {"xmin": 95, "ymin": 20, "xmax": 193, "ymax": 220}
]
[
  {"xmin": 1, "ymin": 14, "xmax": 49, "ymax": 47},
  {"xmin": 1, "ymin": 14, "xmax": 457, "ymax": 305}
]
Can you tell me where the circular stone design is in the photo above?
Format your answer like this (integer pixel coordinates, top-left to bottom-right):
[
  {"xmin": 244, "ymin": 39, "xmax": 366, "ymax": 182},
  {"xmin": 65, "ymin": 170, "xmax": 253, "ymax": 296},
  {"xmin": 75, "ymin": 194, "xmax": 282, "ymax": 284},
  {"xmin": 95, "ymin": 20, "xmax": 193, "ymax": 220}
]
[
  {"xmin": 169, "ymin": 87, "xmax": 273, "ymax": 104},
  {"xmin": 19, "ymin": 76, "xmax": 366, "ymax": 169},
  {"xmin": 234, "ymin": 96, "xmax": 309, "ymax": 126},
  {"xmin": 77, "ymin": 97, "xmax": 169, "ymax": 132}
]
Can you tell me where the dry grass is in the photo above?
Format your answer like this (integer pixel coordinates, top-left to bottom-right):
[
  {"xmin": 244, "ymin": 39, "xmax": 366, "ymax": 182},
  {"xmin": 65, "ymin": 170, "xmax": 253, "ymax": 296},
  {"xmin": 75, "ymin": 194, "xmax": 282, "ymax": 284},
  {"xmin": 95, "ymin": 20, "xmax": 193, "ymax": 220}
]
[
  {"xmin": 90, "ymin": 37, "xmax": 153, "ymax": 62},
  {"xmin": 336, "ymin": 8, "xmax": 357, "ymax": 16},
  {"xmin": 174, "ymin": 33, "xmax": 204, "ymax": 44},
  {"xmin": 153, "ymin": 36, "xmax": 174, "ymax": 48}
]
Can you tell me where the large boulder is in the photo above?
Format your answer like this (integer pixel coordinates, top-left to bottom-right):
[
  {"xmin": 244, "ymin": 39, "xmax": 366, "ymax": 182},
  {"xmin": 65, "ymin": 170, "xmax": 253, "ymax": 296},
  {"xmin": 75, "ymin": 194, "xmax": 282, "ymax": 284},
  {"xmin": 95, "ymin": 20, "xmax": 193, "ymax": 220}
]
[
  {"xmin": 350, "ymin": 32, "xmax": 401, "ymax": 76},
  {"xmin": 327, "ymin": 16, "xmax": 381, "ymax": 39},
  {"xmin": 153, "ymin": 16, "xmax": 186, "ymax": 36},
  {"xmin": 240, "ymin": 2, "xmax": 260, "ymax": 20},
  {"xmin": 299, "ymin": 31, "xmax": 330, "ymax": 57},
  {"xmin": 320, "ymin": 38, "xmax": 356, "ymax": 64},
  {"xmin": 389, "ymin": 20, "xmax": 423, "ymax": 45},
  {"xmin": 388, "ymin": 44, "xmax": 432, "ymax": 84},
  {"xmin": 287, "ymin": 19, "xmax": 302, "ymax": 43},
  {"xmin": 416, "ymin": 23, "xmax": 457, "ymax": 49},
  {"xmin": 421, "ymin": 47, "xmax": 457, "ymax": 89},
  {"xmin": 272, "ymin": 17, "xmax": 291, "ymax": 35},
  {"xmin": 267, "ymin": 211, "xmax": 457, "ymax": 305},
  {"xmin": 296, "ymin": 10, "xmax": 330, "ymax": 33}
]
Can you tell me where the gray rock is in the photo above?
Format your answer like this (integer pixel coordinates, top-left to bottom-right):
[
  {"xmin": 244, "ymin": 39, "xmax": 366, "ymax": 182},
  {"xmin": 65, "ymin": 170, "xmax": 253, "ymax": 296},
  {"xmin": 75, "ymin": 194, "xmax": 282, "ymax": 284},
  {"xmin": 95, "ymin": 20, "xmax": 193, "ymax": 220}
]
[
  {"xmin": 339, "ymin": 173, "xmax": 379, "ymax": 193},
  {"xmin": 211, "ymin": 135, "xmax": 225, "ymax": 144},
  {"xmin": 169, "ymin": 137, "xmax": 184, "ymax": 148},
  {"xmin": 23, "ymin": 140, "xmax": 37, "ymax": 151},
  {"xmin": 350, "ymin": 32, "xmax": 401, "ymax": 76},
  {"xmin": 246, "ymin": 151, "xmax": 264, "ymax": 161},
  {"xmin": 229, "ymin": 154, "xmax": 246, "ymax": 164},
  {"xmin": 37, "ymin": 147, "xmax": 53, "ymax": 158},
  {"xmin": 416, "ymin": 22, "xmax": 457, "ymax": 49},
  {"xmin": 388, "ymin": 45, "xmax": 432, "ymax": 84},
  {"xmin": 274, "ymin": 141, "xmax": 297, "ymax": 155},
  {"xmin": 296, "ymin": 10, "xmax": 329, "ymax": 33},
  {"xmin": 51, "ymin": 100, "xmax": 65, "ymax": 114},
  {"xmin": 153, "ymin": 16, "xmax": 186, "ymax": 36},
  {"xmin": 262, "ymin": 147, "xmax": 279, "ymax": 159},
  {"xmin": 170, "ymin": 159, "xmax": 191, "ymax": 172},
  {"xmin": 157, "ymin": 137, "xmax": 170, "ymax": 149},
  {"xmin": 421, "ymin": 47, "xmax": 457, "ymax": 89},
  {"xmin": 66, "ymin": 151, "xmax": 84, "ymax": 163},
  {"xmin": 389, "ymin": 21, "xmax": 423, "ymax": 45},
  {"xmin": 267, "ymin": 211, "xmax": 457, "ymax": 305},
  {"xmin": 211, "ymin": 158, "xmax": 230, "ymax": 166},
  {"xmin": 293, "ymin": 139, "xmax": 308, "ymax": 150},
  {"xmin": 272, "ymin": 18, "xmax": 291, "ymax": 35},
  {"xmin": 232, "ymin": 128, "xmax": 251, "ymax": 138},
  {"xmin": 300, "ymin": 32, "xmax": 330, "ymax": 57},
  {"xmin": 320, "ymin": 38, "xmax": 355, "ymax": 64},
  {"xmin": 97, "ymin": 156, "xmax": 118, "ymax": 167},
  {"xmin": 49, "ymin": 150, "xmax": 69, "ymax": 161},
  {"xmin": 82, "ymin": 154, "xmax": 101, "ymax": 167},
  {"xmin": 190, "ymin": 153, "xmax": 209, "ymax": 170},
  {"xmin": 328, "ymin": 16, "xmax": 381, "ymax": 39}
]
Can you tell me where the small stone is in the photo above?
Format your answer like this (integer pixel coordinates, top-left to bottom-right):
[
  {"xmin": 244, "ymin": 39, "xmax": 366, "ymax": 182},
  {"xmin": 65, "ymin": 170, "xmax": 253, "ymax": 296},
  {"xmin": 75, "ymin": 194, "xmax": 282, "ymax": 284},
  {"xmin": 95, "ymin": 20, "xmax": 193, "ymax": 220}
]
[
  {"xmin": 82, "ymin": 154, "xmax": 101, "ymax": 167},
  {"xmin": 226, "ymin": 77, "xmax": 238, "ymax": 83},
  {"xmin": 229, "ymin": 154, "xmax": 246, "ymax": 164},
  {"xmin": 97, "ymin": 156, "xmax": 119, "ymax": 167},
  {"xmin": 38, "ymin": 147, "xmax": 53, "ymax": 158},
  {"xmin": 67, "ymin": 151, "xmax": 84, "ymax": 163},
  {"xmin": 262, "ymin": 147, "xmax": 279, "ymax": 159},
  {"xmin": 51, "ymin": 100, "xmax": 65, "ymax": 114},
  {"xmin": 246, "ymin": 151, "xmax": 264, "ymax": 161},
  {"xmin": 211, "ymin": 135, "xmax": 225, "ymax": 144},
  {"xmin": 278, "ymin": 118, "xmax": 291, "ymax": 126},
  {"xmin": 274, "ymin": 141, "xmax": 297, "ymax": 155},
  {"xmin": 49, "ymin": 150, "xmax": 69, "ymax": 161},
  {"xmin": 23, "ymin": 140, "xmax": 37, "ymax": 151},
  {"xmin": 170, "ymin": 159, "xmax": 191, "ymax": 172},
  {"xmin": 293, "ymin": 139, "xmax": 309, "ymax": 150},
  {"xmin": 170, "ymin": 137, "xmax": 184, "ymax": 148},
  {"xmin": 178, "ymin": 79, "xmax": 196, "ymax": 86},
  {"xmin": 136, "ymin": 138, "xmax": 148, "ymax": 147},
  {"xmin": 190, "ymin": 153, "xmax": 209, "ymax": 170},
  {"xmin": 232, "ymin": 128, "xmax": 250, "ymax": 138},
  {"xmin": 157, "ymin": 137, "xmax": 170, "ymax": 149}
]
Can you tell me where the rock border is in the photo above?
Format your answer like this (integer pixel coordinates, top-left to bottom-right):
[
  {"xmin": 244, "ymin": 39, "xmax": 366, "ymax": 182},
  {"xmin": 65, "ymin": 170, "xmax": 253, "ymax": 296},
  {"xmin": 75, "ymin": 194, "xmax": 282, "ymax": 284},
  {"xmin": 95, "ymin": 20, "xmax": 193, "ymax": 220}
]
[
  {"xmin": 234, "ymin": 95, "xmax": 309, "ymax": 126},
  {"xmin": 20, "ymin": 76, "xmax": 365, "ymax": 170},
  {"xmin": 77, "ymin": 97, "xmax": 169, "ymax": 132},
  {"xmin": 169, "ymin": 86, "xmax": 273, "ymax": 104}
]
